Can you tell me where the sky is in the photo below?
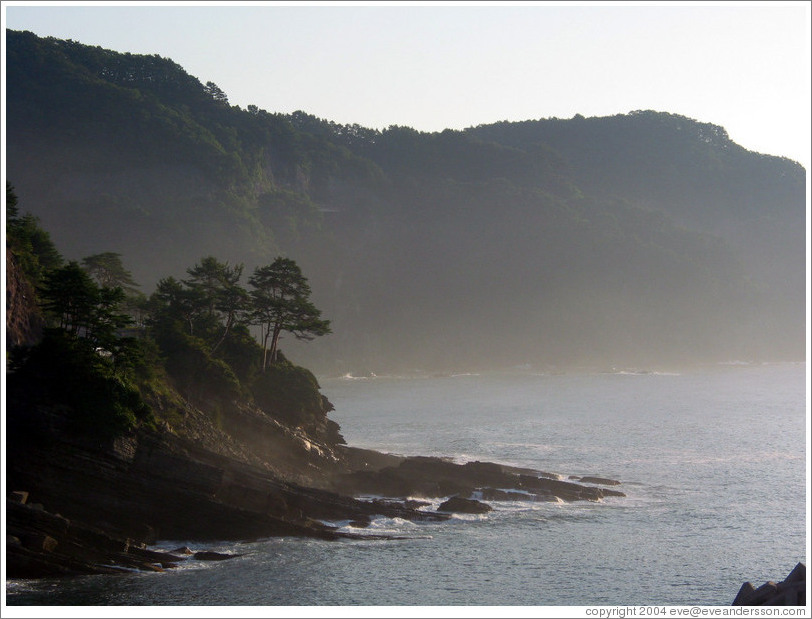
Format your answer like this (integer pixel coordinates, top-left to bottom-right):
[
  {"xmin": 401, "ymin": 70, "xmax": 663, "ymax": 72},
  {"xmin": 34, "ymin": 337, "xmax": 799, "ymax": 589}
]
[{"xmin": 2, "ymin": 1, "xmax": 811, "ymax": 170}]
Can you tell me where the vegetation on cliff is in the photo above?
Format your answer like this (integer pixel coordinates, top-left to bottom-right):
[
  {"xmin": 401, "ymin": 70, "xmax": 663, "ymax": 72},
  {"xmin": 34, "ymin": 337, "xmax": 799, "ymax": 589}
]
[
  {"xmin": 6, "ymin": 197, "xmax": 629, "ymax": 576},
  {"xmin": 6, "ymin": 29, "xmax": 805, "ymax": 373},
  {"xmin": 6, "ymin": 184, "xmax": 335, "ymax": 446}
]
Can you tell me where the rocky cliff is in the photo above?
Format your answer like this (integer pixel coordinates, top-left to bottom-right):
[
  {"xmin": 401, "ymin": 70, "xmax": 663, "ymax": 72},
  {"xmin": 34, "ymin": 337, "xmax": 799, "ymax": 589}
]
[
  {"xmin": 5, "ymin": 248, "xmax": 43, "ymax": 349},
  {"xmin": 5, "ymin": 379, "xmax": 627, "ymax": 579}
]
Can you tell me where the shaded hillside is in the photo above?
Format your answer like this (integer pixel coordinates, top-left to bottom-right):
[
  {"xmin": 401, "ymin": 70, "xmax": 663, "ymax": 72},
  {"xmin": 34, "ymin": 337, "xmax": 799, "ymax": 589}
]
[
  {"xmin": 4, "ymin": 207, "xmax": 629, "ymax": 575},
  {"xmin": 466, "ymin": 113, "xmax": 806, "ymax": 300},
  {"xmin": 5, "ymin": 30, "xmax": 805, "ymax": 373}
]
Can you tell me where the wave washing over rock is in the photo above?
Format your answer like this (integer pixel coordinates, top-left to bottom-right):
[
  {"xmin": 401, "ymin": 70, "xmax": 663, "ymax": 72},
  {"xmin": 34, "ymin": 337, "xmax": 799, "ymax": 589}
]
[
  {"xmin": 7, "ymin": 368, "xmax": 804, "ymax": 608},
  {"xmin": 5, "ymin": 395, "xmax": 627, "ymax": 581}
]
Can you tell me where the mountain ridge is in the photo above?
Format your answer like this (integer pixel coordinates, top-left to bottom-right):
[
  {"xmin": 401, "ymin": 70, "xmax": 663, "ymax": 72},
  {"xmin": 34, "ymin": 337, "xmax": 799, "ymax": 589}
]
[{"xmin": 5, "ymin": 29, "xmax": 805, "ymax": 373}]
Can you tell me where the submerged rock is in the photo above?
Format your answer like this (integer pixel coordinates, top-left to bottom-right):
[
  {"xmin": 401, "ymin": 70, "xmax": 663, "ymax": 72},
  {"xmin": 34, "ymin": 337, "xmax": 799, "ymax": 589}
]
[
  {"xmin": 475, "ymin": 488, "xmax": 532, "ymax": 501},
  {"xmin": 579, "ymin": 476, "xmax": 622, "ymax": 486},
  {"xmin": 193, "ymin": 551, "xmax": 243, "ymax": 561},
  {"xmin": 437, "ymin": 496, "xmax": 493, "ymax": 514}
]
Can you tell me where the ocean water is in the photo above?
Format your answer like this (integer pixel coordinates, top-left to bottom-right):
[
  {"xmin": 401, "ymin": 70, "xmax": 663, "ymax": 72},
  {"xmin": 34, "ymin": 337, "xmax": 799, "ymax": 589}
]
[{"xmin": 6, "ymin": 362, "xmax": 808, "ymax": 607}]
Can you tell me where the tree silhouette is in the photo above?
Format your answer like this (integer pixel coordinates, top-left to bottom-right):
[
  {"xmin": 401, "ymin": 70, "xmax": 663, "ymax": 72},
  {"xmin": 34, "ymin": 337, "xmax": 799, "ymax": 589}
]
[
  {"xmin": 248, "ymin": 257, "xmax": 331, "ymax": 370},
  {"xmin": 39, "ymin": 261, "xmax": 132, "ymax": 352},
  {"xmin": 183, "ymin": 256, "xmax": 248, "ymax": 352},
  {"xmin": 82, "ymin": 252, "xmax": 140, "ymax": 294}
]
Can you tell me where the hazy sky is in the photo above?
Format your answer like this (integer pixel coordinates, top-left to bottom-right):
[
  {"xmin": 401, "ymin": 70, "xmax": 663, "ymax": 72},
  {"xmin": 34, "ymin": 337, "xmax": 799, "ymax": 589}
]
[{"xmin": 3, "ymin": 1, "xmax": 811, "ymax": 169}]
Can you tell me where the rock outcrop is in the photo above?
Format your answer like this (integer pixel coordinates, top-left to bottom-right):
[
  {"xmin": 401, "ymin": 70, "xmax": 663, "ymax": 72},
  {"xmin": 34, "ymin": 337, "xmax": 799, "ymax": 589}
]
[
  {"xmin": 5, "ymin": 343, "xmax": 626, "ymax": 579},
  {"xmin": 6, "ymin": 405, "xmax": 627, "ymax": 579},
  {"xmin": 437, "ymin": 496, "xmax": 493, "ymax": 514},
  {"xmin": 6, "ymin": 498, "xmax": 187, "ymax": 578},
  {"xmin": 5, "ymin": 429, "xmax": 449, "ymax": 547},
  {"xmin": 5, "ymin": 248, "xmax": 43, "ymax": 349},
  {"xmin": 326, "ymin": 454, "xmax": 625, "ymax": 504},
  {"xmin": 732, "ymin": 563, "xmax": 806, "ymax": 606},
  {"xmin": 5, "ymin": 432, "xmax": 461, "ymax": 577}
]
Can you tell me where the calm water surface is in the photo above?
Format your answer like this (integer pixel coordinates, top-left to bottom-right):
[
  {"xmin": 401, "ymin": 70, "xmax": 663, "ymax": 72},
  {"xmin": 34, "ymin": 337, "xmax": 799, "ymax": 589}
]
[{"xmin": 6, "ymin": 362, "xmax": 807, "ymax": 606}]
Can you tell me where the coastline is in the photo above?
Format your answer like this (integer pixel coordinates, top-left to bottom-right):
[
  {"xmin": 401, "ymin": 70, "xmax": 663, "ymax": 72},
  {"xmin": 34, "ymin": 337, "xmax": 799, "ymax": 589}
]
[{"xmin": 5, "ymin": 415, "xmax": 624, "ymax": 580}]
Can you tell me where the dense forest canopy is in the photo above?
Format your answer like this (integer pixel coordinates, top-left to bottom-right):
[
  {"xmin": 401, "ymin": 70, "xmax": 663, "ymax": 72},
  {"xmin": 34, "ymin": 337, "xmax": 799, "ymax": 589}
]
[
  {"xmin": 5, "ymin": 29, "xmax": 806, "ymax": 373},
  {"xmin": 7, "ymin": 179, "xmax": 337, "ymax": 443}
]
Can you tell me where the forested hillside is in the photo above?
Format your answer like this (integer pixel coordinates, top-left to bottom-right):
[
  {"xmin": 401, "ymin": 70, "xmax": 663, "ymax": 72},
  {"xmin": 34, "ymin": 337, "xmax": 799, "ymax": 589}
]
[{"xmin": 6, "ymin": 29, "xmax": 806, "ymax": 373}]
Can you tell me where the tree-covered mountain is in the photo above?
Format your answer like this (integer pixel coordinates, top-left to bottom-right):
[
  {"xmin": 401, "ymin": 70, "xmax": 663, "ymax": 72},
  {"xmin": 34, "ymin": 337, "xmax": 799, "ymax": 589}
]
[{"xmin": 5, "ymin": 29, "xmax": 806, "ymax": 373}]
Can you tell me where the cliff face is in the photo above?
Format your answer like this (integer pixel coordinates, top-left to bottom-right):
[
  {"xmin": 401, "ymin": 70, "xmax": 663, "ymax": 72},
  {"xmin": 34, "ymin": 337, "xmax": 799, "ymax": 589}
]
[
  {"xmin": 5, "ymin": 248, "xmax": 43, "ymax": 349},
  {"xmin": 5, "ymin": 370, "xmax": 627, "ymax": 579},
  {"xmin": 4, "ymin": 393, "xmax": 432, "ymax": 551}
]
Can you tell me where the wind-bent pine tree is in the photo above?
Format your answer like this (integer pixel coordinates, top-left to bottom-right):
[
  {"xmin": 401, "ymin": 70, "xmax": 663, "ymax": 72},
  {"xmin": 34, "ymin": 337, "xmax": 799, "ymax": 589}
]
[
  {"xmin": 248, "ymin": 257, "xmax": 331, "ymax": 371},
  {"xmin": 183, "ymin": 256, "xmax": 248, "ymax": 353},
  {"xmin": 81, "ymin": 252, "xmax": 140, "ymax": 294}
]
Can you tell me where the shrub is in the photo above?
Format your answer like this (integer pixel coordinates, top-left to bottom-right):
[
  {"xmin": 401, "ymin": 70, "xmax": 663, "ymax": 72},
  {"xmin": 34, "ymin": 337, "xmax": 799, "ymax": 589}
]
[
  {"xmin": 250, "ymin": 358, "xmax": 324, "ymax": 427},
  {"xmin": 8, "ymin": 329, "xmax": 153, "ymax": 439}
]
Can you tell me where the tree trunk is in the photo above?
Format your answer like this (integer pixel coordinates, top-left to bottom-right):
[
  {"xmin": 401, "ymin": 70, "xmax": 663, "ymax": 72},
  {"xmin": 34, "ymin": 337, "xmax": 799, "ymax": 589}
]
[
  {"xmin": 211, "ymin": 313, "xmax": 234, "ymax": 354},
  {"xmin": 261, "ymin": 325, "xmax": 271, "ymax": 372},
  {"xmin": 269, "ymin": 325, "xmax": 282, "ymax": 365}
]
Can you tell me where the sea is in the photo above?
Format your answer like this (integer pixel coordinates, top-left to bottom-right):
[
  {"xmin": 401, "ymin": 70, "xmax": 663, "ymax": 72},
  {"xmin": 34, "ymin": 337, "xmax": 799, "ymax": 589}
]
[{"xmin": 5, "ymin": 361, "xmax": 809, "ymax": 610}]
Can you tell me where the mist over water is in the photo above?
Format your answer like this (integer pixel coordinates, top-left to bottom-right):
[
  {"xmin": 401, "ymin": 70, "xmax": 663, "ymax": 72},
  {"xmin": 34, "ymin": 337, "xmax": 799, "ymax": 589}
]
[
  {"xmin": 6, "ymin": 33, "xmax": 805, "ymax": 376},
  {"xmin": 8, "ymin": 362, "xmax": 806, "ymax": 606},
  {"xmin": 4, "ymin": 29, "xmax": 808, "ymax": 611}
]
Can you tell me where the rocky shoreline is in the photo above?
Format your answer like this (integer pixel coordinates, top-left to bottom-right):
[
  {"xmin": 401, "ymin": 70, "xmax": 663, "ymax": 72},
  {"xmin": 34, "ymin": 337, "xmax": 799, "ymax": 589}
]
[
  {"xmin": 7, "ymin": 418, "xmax": 806, "ymax": 608},
  {"xmin": 6, "ymin": 397, "xmax": 805, "ymax": 608},
  {"xmin": 6, "ymin": 407, "xmax": 626, "ymax": 580},
  {"xmin": 732, "ymin": 563, "xmax": 806, "ymax": 606}
]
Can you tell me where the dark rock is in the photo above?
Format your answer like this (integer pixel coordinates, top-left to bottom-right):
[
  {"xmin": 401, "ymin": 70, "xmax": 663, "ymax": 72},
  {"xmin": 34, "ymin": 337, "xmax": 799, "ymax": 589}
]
[
  {"xmin": 9, "ymin": 490, "xmax": 29, "ymax": 504},
  {"xmin": 748, "ymin": 582, "xmax": 779, "ymax": 605},
  {"xmin": 193, "ymin": 551, "xmax": 243, "ymax": 561},
  {"xmin": 733, "ymin": 582, "xmax": 756, "ymax": 605},
  {"xmin": 5, "ymin": 501, "xmax": 187, "ymax": 578},
  {"xmin": 437, "ymin": 496, "xmax": 492, "ymax": 514},
  {"xmin": 171, "ymin": 546, "xmax": 194, "ymax": 555},
  {"xmin": 331, "ymin": 452, "xmax": 627, "ymax": 505},
  {"xmin": 579, "ymin": 476, "xmax": 622, "ymax": 486},
  {"xmin": 5, "ymin": 248, "xmax": 44, "ymax": 348},
  {"xmin": 6, "ymin": 380, "xmax": 627, "ymax": 581},
  {"xmin": 784, "ymin": 562, "xmax": 806, "ymax": 583},
  {"xmin": 766, "ymin": 584, "xmax": 801, "ymax": 605},
  {"xmin": 532, "ymin": 493, "xmax": 562, "ymax": 502},
  {"xmin": 337, "ymin": 445, "xmax": 405, "ymax": 472},
  {"xmin": 518, "ymin": 474, "xmax": 604, "ymax": 501},
  {"xmin": 22, "ymin": 533, "xmax": 58, "ymax": 553},
  {"xmin": 733, "ymin": 564, "xmax": 806, "ymax": 606},
  {"xmin": 349, "ymin": 520, "xmax": 371, "ymax": 528},
  {"xmin": 402, "ymin": 499, "xmax": 431, "ymax": 509},
  {"xmin": 7, "ymin": 428, "xmax": 448, "ymax": 544},
  {"xmin": 475, "ymin": 488, "xmax": 530, "ymax": 501},
  {"xmin": 770, "ymin": 570, "xmax": 806, "ymax": 606}
]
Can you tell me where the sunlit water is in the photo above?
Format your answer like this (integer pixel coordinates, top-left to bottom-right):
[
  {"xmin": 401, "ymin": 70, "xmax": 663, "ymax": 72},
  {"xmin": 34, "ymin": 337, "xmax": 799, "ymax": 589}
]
[{"xmin": 6, "ymin": 362, "xmax": 807, "ymax": 606}]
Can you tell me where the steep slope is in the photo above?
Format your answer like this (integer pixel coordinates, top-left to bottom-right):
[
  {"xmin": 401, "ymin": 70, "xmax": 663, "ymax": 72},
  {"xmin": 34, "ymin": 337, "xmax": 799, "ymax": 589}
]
[
  {"xmin": 6, "ymin": 248, "xmax": 44, "ymax": 348},
  {"xmin": 5, "ymin": 30, "xmax": 805, "ymax": 372},
  {"xmin": 466, "ymin": 112, "xmax": 806, "ymax": 299}
]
